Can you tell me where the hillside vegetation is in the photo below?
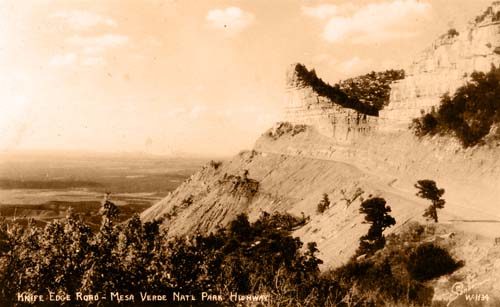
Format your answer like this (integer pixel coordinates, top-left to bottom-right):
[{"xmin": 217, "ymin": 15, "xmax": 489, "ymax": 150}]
[
  {"xmin": 338, "ymin": 69, "xmax": 405, "ymax": 111},
  {"xmin": 0, "ymin": 200, "xmax": 465, "ymax": 306},
  {"xmin": 293, "ymin": 63, "xmax": 404, "ymax": 116},
  {"xmin": 412, "ymin": 65, "xmax": 500, "ymax": 147}
]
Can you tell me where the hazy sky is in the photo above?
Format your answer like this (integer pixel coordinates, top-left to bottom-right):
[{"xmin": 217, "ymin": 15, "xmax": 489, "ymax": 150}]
[{"xmin": 0, "ymin": 0, "xmax": 493, "ymax": 156}]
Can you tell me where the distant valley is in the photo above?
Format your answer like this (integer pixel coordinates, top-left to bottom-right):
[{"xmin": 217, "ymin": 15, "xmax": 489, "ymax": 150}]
[{"xmin": 0, "ymin": 153, "xmax": 209, "ymax": 228}]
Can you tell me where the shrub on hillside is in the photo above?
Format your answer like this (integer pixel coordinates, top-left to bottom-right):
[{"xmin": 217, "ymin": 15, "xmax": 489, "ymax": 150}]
[
  {"xmin": 0, "ymin": 203, "xmax": 343, "ymax": 306},
  {"xmin": 209, "ymin": 160, "xmax": 222, "ymax": 170},
  {"xmin": 333, "ymin": 222, "xmax": 462, "ymax": 306},
  {"xmin": 220, "ymin": 172, "xmax": 260, "ymax": 199},
  {"xmin": 411, "ymin": 65, "xmax": 500, "ymax": 147},
  {"xmin": 407, "ymin": 243, "xmax": 463, "ymax": 282},
  {"xmin": 266, "ymin": 122, "xmax": 307, "ymax": 139},
  {"xmin": 412, "ymin": 112, "xmax": 439, "ymax": 137},
  {"xmin": 317, "ymin": 193, "xmax": 330, "ymax": 214},
  {"xmin": 475, "ymin": 4, "xmax": 500, "ymax": 24},
  {"xmin": 255, "ymin": 211, "xmax": 308, "ymax": 231},
  {"xmin": 0, "ymin": 199, "xmax": 464, "ymax": 306},
  {"xmin": 445, "ymin": 28, "xmax": 459, "ymax": 38}
]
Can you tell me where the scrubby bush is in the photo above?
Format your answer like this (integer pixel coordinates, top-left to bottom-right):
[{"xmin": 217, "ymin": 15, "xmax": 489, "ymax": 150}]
[
  {"xmin": 447, "ymin": 28, "xmax": 459, "ymax": 38},
  {"xmin": 0, "ymin": 199, "xmax": 464, "ymax": 306},
  {"xmin": 209, "ymin": 160, "xmax": 222, "ymax": 170},
  {"xmin": 340, "ymin": 187, "xmax": 365, "ymax": 208},
  {"xmin": 266, "ymin": 122, "xmax": 307, "ymax": 139},
  {"xmin": 255, "ymin": 211, "xmax": 308, "ymax": 231},
  {"xmin": 333, "ymin": 222, "xmax": 462, "ymax": 306},
  {"xmin": 407, "ymin": 243, "xmax": 463, "ymax": 282},
  {"xmin": 317, "ymin": 193, "xmax": 330, "ymax": 214},
  {"xmin": 221, "ymin": 172, "xmax": 260, "ymax": 198},
  {"xmin": 475, "ymin": 4, "xmax": 500, "ymax": 24},
  {"xmin": 0, "ymin": 203, "xmax": 342, "ymax": 306},
  {"xmin": 412, "ymin": 113, "xmax": 438, "ymax": 137},
  {"xmin": 411, "ymin": 65, "xmax": 500, "ymax": 147}
]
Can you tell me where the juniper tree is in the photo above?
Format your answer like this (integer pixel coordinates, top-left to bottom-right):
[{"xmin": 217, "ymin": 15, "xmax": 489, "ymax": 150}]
[
  {"xmin": 415, "ymin": 180, "xmax": 445, "ymax": 223},
  {"xmin": 81, "ymin": 199, "xmax": 121, "ymax": 294},
  {"xmin": 356, "ymin": 197, "xmax": 396, "ymax": 257},
  {"xmin": 317, "ymin": 193, "xmax": 330, "ymax": 214},
  {"xmin": 33, "ymin": 210, "xmax": 92, "ymax": 296}
]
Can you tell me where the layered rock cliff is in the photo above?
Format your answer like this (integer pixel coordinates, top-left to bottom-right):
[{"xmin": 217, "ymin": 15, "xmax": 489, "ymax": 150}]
[
  {"xmin": 141, "ymin": 3, "xmax": 500, "ymax": 302},
  {"xmin": 380, "ymin": 2, "xmax": 500, "ymax": 130},
  {"xmin": 284, "ymin": 82, "xmax": 377, "ymax": 144},
  {"xmin": 284, "ymin": 3, "xmax": 500, "ymax": 134}
]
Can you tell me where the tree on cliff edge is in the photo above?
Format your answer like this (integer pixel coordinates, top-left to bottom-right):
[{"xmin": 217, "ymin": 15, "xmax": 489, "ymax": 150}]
[{"xmin": 415, "ymin": 180, "xmax": 445, "ymax": 223}]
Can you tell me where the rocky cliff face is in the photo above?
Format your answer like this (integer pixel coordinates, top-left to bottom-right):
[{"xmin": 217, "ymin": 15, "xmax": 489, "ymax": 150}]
[
  {"xmin": 284, "ymin": 81, "xmax": 377, "ymax": 144},
  {"xmin": 141, "ymin": 3, "xmax": 500, "ymax": 301},
  {"xmin": 284, "ymin": 3, "xmax": 500, "ymax": 134},
  {"xmin": 380, "ymin": 2, "xmax": 500, "ymax": 130}
]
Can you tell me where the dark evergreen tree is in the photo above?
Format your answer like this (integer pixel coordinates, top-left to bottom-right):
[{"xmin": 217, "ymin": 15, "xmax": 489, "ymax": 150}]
[
  {"xmin": 356, "ymin": 197, "xmax": 396, "ymax": 256},
  {"xmin": 415, "ymin": 180, "xmax": 445, "ymax": 223},
  {"xmin": 81, "ymin": 199, "xmax": 120, "ymax": 295}
]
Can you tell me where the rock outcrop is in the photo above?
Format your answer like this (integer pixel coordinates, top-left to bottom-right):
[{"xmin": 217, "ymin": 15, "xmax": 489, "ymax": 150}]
[
  {"xmin": 380, "ymin": 2, "xmax": 500, "ymax": 129},
  {"xmin": 285, "ymin": 3, "xmax": 500, "ymax": 134},
  {"xmin": 141, "ymin": 3, "xmax": 500, "ymax": 300},
  {"xmin": 284, "ymin": 65, "xmax": 379, "ymax": 143},
  {"xmin": 284, "ymin": 76, "xmax": 377, "ymax": 143}
]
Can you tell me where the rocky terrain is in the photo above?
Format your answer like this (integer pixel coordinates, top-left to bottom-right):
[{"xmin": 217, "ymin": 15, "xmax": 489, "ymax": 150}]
[
  {"xmin": 142, "ymin": 124, "xmax": 500, "ymax": 304},
  {"xmin": 380, "ymin": 2, "xmax": 500, "ymax": 130},
  {"xmin": 142, "ymin": 2, "xmax": 500, "ymax": 305}
]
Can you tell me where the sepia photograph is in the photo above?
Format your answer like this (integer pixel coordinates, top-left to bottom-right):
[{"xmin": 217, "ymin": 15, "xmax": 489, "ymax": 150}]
[{"xmin": 1, "ymin": 0, "xmax": 500, "ymax": 306}]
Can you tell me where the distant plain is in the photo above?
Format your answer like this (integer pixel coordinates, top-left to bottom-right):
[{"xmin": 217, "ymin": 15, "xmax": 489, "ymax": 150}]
[{"xmin": 0, "ymin": 152, "xmax": 208, "ymax": 228}]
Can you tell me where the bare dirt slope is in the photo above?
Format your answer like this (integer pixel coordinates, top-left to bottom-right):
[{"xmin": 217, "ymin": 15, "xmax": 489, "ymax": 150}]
[{"xmin": 142, "ymin": 126, "xmax": 500, "ymax": 270}]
